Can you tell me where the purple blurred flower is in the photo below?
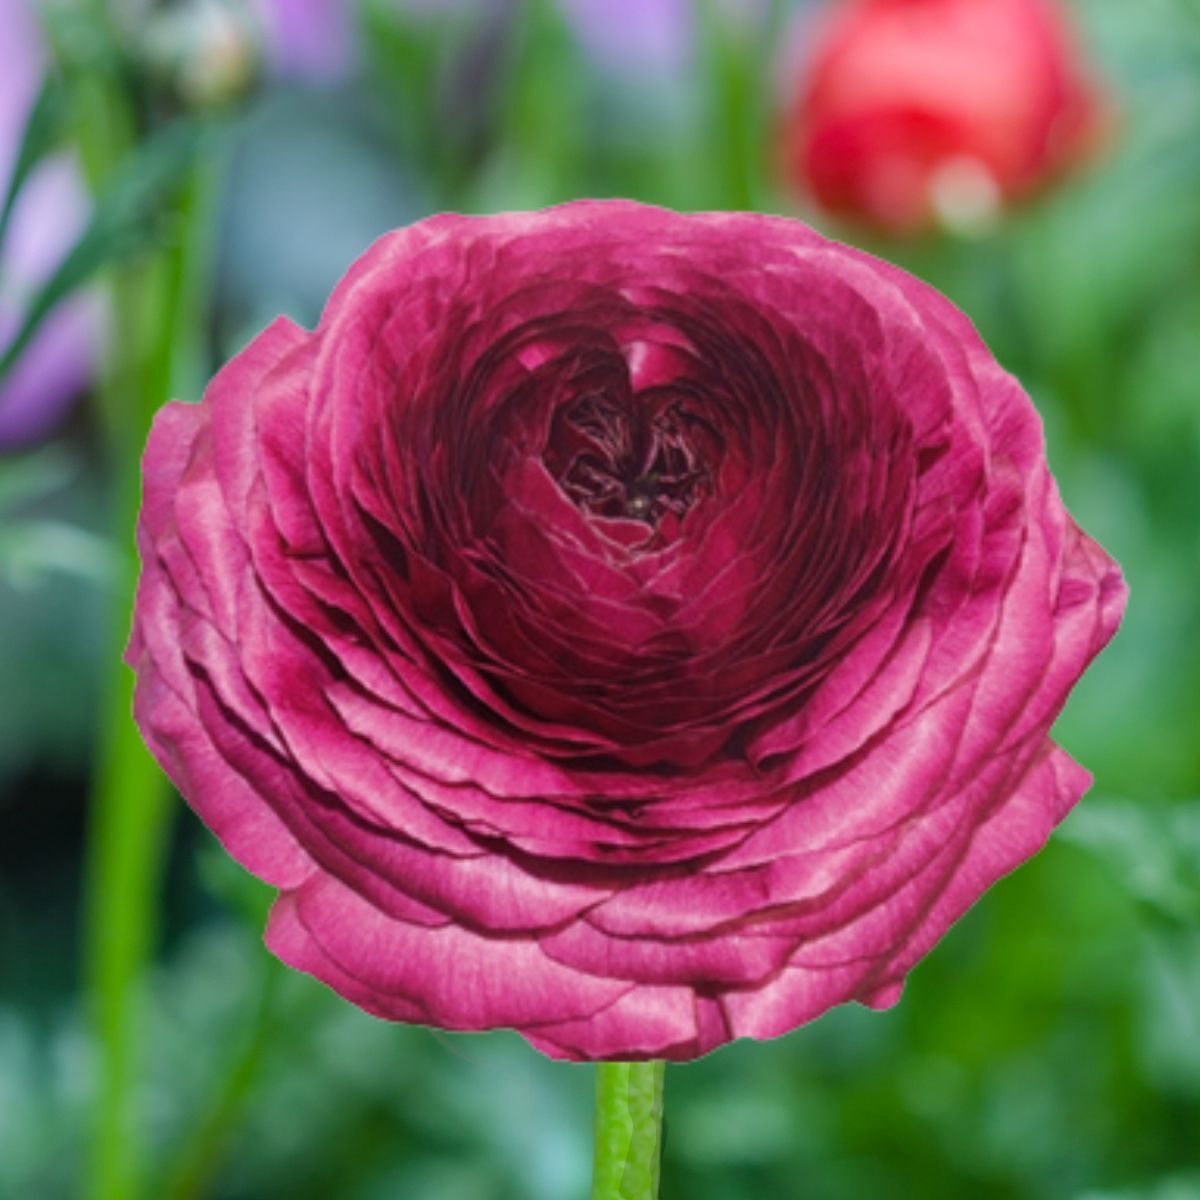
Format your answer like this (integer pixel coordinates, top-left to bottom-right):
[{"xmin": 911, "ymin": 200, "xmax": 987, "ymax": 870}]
[
  {"xmin": 557, "ymin": 0, "xmax": 771, "ymax": 79},
  {"xmin": 557, "ymin": 0, "xmax": 693, "ymax": 77},
  {"xmin": 247, "ymin": 0, "xmax": 358, "ymax": 83},
  {"xmin": 0, "ymin": 0, "xmax": 99, "ymax": 450}
]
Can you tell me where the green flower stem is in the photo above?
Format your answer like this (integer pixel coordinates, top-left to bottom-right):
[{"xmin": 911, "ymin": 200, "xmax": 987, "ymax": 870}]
[
  {"xmin": 48, "ymin": 18, "xmax": 222, "ymax": 1186},
  {"xmin": 82, "ymin": 155, "xmax": 217, "ymax": 1200},
  {"xmin": 592, "ymin": 1062, "xmax": 666, "ymax": 1200},
  {"xmin": 56, "ymin": 40, "xmax": 151, "ymax": 1200},
  {"xmin": 84, "ymin": 662, "xmax": 173, "ymax": 1200}
]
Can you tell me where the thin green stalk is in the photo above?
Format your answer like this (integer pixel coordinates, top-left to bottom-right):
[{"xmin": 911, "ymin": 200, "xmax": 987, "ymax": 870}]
[
  {"xmin": 84, "ymin": 650, "xmax": 173, "ymax": 1200},
  {"xmin": 46, "ymin": 27, "xmax": 146, "ymax": 1199},
  {"xmin": 698, "ymin": 0, "xmax": 784, "ymax": 211},
  {"xmin": 82, "ymin": 153, "xmax": 218, "ymax": 1200},
  {"xmin": 45, "ymin": 17, "xmax": 231, "ymax": 1196},
  {"xmin": 592, "ymin": 1062, "xmax": 666, "ymax": 1200}
]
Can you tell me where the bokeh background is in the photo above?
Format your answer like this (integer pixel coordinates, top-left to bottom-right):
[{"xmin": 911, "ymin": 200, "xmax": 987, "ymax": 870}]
[{"xmin": 1, "ymin": 1, "xmax": 1198, "ymax": 1197}]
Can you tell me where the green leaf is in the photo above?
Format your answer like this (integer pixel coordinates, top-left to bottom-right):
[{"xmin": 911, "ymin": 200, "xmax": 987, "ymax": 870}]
[
  {"xmin": 1076, "ymin": 1173, "xmax": 1200, "ymax": 1200},
  {"xmin": 0, "ymin": 78, "xmax": 63, "ymax": 256},
  {"xmin": 0, "ymin": 118, "xmax": 208, "ymax": 384},
  {"xmin": 1060, "ymin": 796, "xmax": 1200, "ymax": 923},
  {"xmin": 0, "ymin": 445, "xmax": 77, "ymax": 512},
  {"xmin": 0, "ymin": 518, "xmax": 120, "ymax": 591}
]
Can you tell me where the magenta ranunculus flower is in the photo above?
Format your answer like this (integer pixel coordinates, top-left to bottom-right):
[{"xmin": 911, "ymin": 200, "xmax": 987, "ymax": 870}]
[{"xmin": 128, "ymin": 201, "xmax": 1124, "ymax": 1061}]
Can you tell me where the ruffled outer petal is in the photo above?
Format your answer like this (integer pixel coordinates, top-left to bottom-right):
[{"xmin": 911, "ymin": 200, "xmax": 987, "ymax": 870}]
[{"xmin": 128, "ymin": 200, "xmax": 1125, "ymax": 1061}]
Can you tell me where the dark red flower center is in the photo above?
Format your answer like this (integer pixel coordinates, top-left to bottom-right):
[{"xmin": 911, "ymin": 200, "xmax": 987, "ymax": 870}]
[{"xmin": 545, "ymin": 391, "xmax": 716, "ymax": 526}]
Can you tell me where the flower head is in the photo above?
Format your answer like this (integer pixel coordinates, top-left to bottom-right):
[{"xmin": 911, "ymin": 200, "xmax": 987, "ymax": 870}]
[
  {"xmin": 129, "ymin": 201, "xmax": 1124, "ymax": 1060},
  {"xmin": 782, "ymin": 0, "xmax": 1104, "ymax": 235}
]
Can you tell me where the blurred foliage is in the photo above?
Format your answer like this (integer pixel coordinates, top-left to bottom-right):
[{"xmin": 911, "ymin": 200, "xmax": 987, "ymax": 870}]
[{"xmin": 1, "ymin": 0, "xmax": 1199, "ymax": 1197}]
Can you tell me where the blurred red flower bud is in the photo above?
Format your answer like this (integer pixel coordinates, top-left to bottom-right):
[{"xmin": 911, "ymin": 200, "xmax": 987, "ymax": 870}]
[{"xmin": 782, "ymin": 0, "xmax": 1105, "ymax": 235}]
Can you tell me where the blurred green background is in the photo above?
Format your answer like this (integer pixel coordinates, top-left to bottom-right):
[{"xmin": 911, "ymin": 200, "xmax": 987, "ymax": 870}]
[{"xmin": 1, "ymin": 1, "xmax": 1198, "ymax": 1197}]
